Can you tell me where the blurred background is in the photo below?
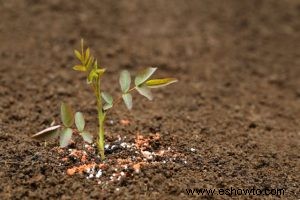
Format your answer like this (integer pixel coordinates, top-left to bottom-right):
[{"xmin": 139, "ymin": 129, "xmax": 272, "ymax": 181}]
[{"xmin": 1, "ymin": 0, "xmax": 300, "ymax": 155}]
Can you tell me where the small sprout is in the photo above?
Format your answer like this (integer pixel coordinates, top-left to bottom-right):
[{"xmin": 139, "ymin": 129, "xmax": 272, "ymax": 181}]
[
  {"xmin": 61, "ymin": 102, "xmax": 74, "ymax": 128},
  {"xmin": 32, "ymin": 39, "xmax": 177, "ymax": 160},
  {"xmin": 59, "ymin": 128, "xmax": 73, "ymax": 148},
  {"xmin": 75, "ymin": 112, "xmax": 85, "ymax": 132}
]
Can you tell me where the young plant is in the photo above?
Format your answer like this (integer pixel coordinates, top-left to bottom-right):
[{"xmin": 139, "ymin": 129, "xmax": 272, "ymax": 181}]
[
  {"xmin": 32, "ymin": 103, "xmax": 93, "ymax": 147},
  {"xmin": 32, "ymin": 39, "xmax": 177, "ymax": 160}
]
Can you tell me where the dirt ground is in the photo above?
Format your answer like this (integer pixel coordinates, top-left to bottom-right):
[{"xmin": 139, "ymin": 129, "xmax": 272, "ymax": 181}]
[{"xmin": 0, "ymin": 0, "xmax": 299, "ymax": 199}]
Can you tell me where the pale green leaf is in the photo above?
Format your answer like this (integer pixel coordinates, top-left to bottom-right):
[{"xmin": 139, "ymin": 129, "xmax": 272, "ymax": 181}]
[
  {"xmin": 75, "ymin": 112, "xmax": 85, "ymax": 132},
  {"xmin": 145, "ymin": 78, "xmax": 178, "ymax": 88},
  {"xmin": 73, "ymin": 65, "xmax": 86, "ymax": 72},
  {"xmin": 60, "ymin": 103, "xmax": 74, "ymax": 127},
  {"xmin": 134, "ymin": 67, "xmax": 157, "ymax": 86},
  {"xmin": 74, "ymin": 50, "xmax": 82, "ymax": 61},
  {"xmin": 119, "ymin": 70, "xmax": 131, "ymax": 93},
  {"xmin": 59, "ymin": 128, "xmax": 73, "ymax": 148},
  {"xmin": 31, "ymin": 125, "xmax": 61, "ymax": 141},
  {"xmin": 122, "ymin": 93, "xmax": 133, "ymax": 110},
  {"xmin": 136, "ymin": 86, "xmax": 153, "ymax": 100},
  {"xmin": 80, "ymin": 131, "xmax": 93, "ymax": 143},
  {"xmin": 101, "ymin": 92, "xmax": 113, "ymax": 105},
  {"xmin": 103, "ymin": 103, "xmax": 113, "ymax": 110}
]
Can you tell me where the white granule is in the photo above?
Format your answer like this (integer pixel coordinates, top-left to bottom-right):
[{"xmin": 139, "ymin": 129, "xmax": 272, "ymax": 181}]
[{"xmin": 95, "ymin": 170, "xmax": 102, "ymax": 178}]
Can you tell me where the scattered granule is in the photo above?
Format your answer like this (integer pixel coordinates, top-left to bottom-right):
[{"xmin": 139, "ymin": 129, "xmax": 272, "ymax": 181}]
[
  {"xmin": 120, "ymin": 119, "xmax": 130, "ymax": 125},
  {"xmin": 141, "ymin": 151, "xmax": 153, "ymax": 160},
  {"xmin": 81, "ymin": 154, "xmax": 87, "ymax": 162},
  {"xmin": 51, "ymin": 147, "xmax": 64, "ymax": 154},
  {"xmin": 117, "ymin": 158, "xmax": 131, "ymax": 165},
  {"xmin": 84, "ymin": 144, "xmax": 94, "ymax": 152},
  {"xmin": 98, "ymin": 163, "xmax": 109, "ymax": 170},
  {"xmin": 69, "ymin": 149, "xmax": 84, "ymax": 158},
  {"xmin": 57, "ymin": 133, "xmax": 188, "ymax": 185},
  {"xmin": 66, "ymin": 163, "xmax": 97, "ymax": 176},
  {"xmin": 132, "ymin": 162, "xmax": 145, "ymax": 173},
  {"xmin": 135, "ymin": 134, "xmax": 150, "ymax": 150},
  {"xmin": 62, "ymin": 157, "xmax": 68, "ymax": 162},
  {"xmin": 155, "ymin": 150, "xmax": 165, "ymax": 156},
  {"xmin": 135, "ymin": 133, "xmax": 161, "ymax": 150},
  {"xmin": 67, "ymin": 168, "xmax": 77, "ymax": 176}
]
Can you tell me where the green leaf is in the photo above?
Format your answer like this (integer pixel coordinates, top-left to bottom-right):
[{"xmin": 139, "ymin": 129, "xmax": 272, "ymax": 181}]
[
  {"xmin": 80, "ymin": 131, "xmax": 93, "ymax": 143},
  {"xmin": 73, "ymin": 65, "xmax": 86, "ymax": 72},
  {"xmin": 74, "ymin": 50, "xmax": 82, "ymax": 61},
  {"xmin": 87, "ymin": 69, "xmax": 98, "ymax": 84},
  {"xmin": 134, "ymin": 67, "xmax": 157, "ymax": 86},
  {"xmin": 101, "ymin": 92, "xmax": 113, "ymax": 105},
  {"xmin": 103, "ymin": 103, "xmax": 113, "ymax": 111},
  {"xmin": 59, "ymin": 128, "xmax": 73, "ymax": 148},
  {"xmin": 75, "ymin": 112, "xmax": 85, "ymax": 132},
  {"xmin": 122, "ymin": 93, "xmax": 133, "ymax": 110},
  {"xmin": 86, "ymin": 57, "xmax": 94, "ymax": 70},
  {"xmin": 95, "ymin": 68, "xmax": 106, "ymax": 76},
  {"xmin": 119, "ymin": 70, "xmax": 131, "ymax": 93},
  {"xmin": 60, "ymin": 103, "xmax": 74, "ymax": 127},
  {"xmin": 31, "ymin": 125, "xmax": 61, "ymax": 141},
  {"xmin": 145, "ymin": 78, "xmax": 178, "ymax": 88},
  {"xmin": 84, "ymin": 48, "xmax": 90, "ymax": 63},
  {"xmin": 136, "ymin": 86, "xmax": 153, "ymax": 100}
]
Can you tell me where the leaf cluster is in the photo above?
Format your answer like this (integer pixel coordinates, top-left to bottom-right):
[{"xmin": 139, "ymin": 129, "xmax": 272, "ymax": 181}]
[
  {"xmin": 119, "ymin": 67, "xmax": 178, "ymax": 110},
  {"xmin": 32, "ymin": 103, "xmax": 93, "ymax": 147},
  {"xmin": 73, "ymin": 39, "xmax": 105, "ymax": 84}
]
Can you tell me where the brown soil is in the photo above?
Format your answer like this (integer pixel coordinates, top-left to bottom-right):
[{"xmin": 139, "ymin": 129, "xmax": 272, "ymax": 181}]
[{"xmin": 0, "ymin": 0, "xmax": 299, "ymax": 199}]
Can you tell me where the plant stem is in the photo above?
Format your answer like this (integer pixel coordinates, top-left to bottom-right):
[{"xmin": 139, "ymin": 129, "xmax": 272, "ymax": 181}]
[
  {"xmin": 98, "ymin": 110, "xmax": 105, "ymax": 160},
  {"xmin": 95, "ymin": 76, "xmax": 106, "ymax": 160}
]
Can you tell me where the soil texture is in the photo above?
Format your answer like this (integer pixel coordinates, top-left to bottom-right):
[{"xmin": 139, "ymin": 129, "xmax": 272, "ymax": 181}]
[{"xmin": 0, "ymin": 0, "xmax": 299, "ymax": 199}]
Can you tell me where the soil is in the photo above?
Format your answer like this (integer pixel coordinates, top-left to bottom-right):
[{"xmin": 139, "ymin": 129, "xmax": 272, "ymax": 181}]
[{"xmin": 0, "ymin": 0, "xmax": 299, "ymax": 199}]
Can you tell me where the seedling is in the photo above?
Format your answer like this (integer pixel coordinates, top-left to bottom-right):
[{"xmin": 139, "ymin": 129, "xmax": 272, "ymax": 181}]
[{"xmin": 32, "ymin": 39, "xmax": 177, "ymax": 160}]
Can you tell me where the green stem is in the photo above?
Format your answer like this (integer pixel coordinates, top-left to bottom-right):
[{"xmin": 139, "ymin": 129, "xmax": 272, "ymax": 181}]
[
  {"xmin": 95, "ymin": 76, "xmax": 106, "ymax": 160},
  {"xmin": 98, "ymin": 111, "xmax": 106, "ymax": 160}
]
